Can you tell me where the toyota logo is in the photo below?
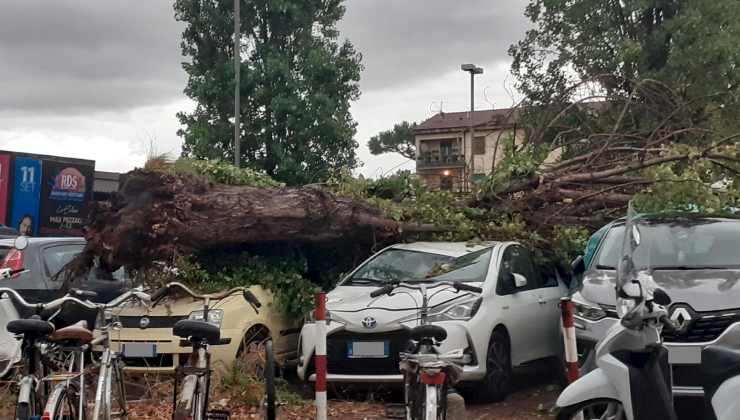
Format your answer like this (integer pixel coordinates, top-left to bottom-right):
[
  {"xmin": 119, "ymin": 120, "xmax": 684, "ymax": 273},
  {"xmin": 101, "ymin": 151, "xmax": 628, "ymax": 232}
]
[
  {"xmin": 139, "ymin": 316, "xmax": 150, "ymax": 329},
  {"xmin": 669, "ymin": 305, "xmax": 694, "ymax": 334},
  {"xmin": 362, "ymin": 317, "xmax": 377, "ymax": 329}
]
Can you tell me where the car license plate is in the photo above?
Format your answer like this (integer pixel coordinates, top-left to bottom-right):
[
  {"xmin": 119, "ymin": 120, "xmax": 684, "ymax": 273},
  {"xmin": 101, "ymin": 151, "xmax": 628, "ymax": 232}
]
[
  {"xmin": 348, "ymin": 341, "xmax": 389, "ymax": 358},
  {"xmin": 668, "ymin": 346, "xmax": 701, "ymax": 365},
  {"xmin": 122, "ymin": 343, "xmax": 156, "ymax": 358}
]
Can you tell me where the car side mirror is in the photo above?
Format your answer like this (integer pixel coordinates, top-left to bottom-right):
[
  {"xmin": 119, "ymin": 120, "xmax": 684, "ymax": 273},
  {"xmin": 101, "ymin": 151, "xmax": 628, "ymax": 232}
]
[
  {"xmin": 502, "ymin": 272, "xmax": 527, "ymax": 293},
  {"xmin": 13, "ymin": 236, "xmax": 29, "ymax": 251},
  {"xmin": 571, "ymin": 256, "xmax": 585, "ymax": 276},
  {"xmin": 513, "ymin": 273, "xmax": 527, "ymax": 289}
]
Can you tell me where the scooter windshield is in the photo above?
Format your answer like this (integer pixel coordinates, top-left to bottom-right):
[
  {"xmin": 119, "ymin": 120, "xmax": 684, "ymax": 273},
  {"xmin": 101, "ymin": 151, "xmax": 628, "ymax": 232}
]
[{"xmin": 615, "ymin": 202, "xmax": 650, "ymax": 323}]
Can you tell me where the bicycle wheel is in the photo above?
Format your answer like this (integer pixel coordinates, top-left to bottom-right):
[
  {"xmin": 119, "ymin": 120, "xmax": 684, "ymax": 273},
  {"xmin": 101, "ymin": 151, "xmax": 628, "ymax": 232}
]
[
  {"xmin": 423, "ymin": 385, "xmax": 438, "ymax": 420},
  {"xmin": 45, "ymin": 382, "xmax": 81, "ymax": 420},
  {"xmin": 174, "ymin": 375, "xmax": 201, "ymax": 420},
  {"xmin": 265, "ymin": 340, "xmax": 276, "ymax": 420}
]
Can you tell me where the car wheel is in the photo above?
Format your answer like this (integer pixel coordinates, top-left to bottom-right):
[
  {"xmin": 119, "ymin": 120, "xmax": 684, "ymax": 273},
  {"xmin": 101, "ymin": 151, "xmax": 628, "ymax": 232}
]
[
  {"xmin": 478, "ymin": 329, "xmax": 511, "ymax": 402},
  {"xmin": 236, "ymin": 325, "xmax": 271, "ymax": 376}
]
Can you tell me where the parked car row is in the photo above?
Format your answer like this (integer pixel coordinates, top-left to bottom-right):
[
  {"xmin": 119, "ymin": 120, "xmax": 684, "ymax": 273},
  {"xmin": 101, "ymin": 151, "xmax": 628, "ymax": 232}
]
[{"xmin": 2, "ymin": 213, "xmax": 739, "ymax": 405}]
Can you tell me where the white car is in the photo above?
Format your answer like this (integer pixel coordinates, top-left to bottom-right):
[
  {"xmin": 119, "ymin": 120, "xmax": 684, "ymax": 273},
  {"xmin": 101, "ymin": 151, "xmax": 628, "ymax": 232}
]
[{"xmin": 297, "ymin": 241, "xmax": 567, "ymax": 401}]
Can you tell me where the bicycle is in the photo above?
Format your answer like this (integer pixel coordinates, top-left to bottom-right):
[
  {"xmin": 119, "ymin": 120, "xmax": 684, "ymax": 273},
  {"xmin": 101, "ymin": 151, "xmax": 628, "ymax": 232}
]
[
  {"xmin": 2, "ymin": 286, "xmax": 151, "ymax": 420},
  {"xmin": 149, "ymin": 282, "xmax": 261, "ymax": 420},
  {"xmin": 370, "ymin": 280, "xmax": 482, "ymax": 420},
  {"xmin": 84, "ymin": 288, "xmax": 152, "ymax": 420}
]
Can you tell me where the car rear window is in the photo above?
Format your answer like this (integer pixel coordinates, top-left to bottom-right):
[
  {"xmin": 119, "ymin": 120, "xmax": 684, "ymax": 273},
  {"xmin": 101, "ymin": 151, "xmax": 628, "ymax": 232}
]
[
  {"xmin": 43, "ymin": 244, "xmax": 84, "ymax": 278},
  {"xmin": 43, "ymin": 244, "xmax": 127, "ymax": 282}
]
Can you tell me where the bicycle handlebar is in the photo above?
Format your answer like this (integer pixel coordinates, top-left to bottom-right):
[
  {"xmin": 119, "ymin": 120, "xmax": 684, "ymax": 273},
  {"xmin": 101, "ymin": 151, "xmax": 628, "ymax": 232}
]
[
  {"xmin": 151, "ymin": 282, "xmax": 261, "ymax": 312},
  {"xmin": 370, "ymin": 281, "xmax": 482, "ymax": 298},
  {"xmin": 0, "ymin": 287, "xmax": 150, "ymax": 313}
]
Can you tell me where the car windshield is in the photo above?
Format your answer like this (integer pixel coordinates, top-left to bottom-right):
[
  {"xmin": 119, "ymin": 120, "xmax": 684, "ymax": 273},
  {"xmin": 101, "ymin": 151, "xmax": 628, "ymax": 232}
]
[
  {"xmin": 345, "ymin": 249, "xmax": 453, "ymax": 285},
  {"xmin": 595, "ymin": 219, "xmax": 740, "ymax": 270},
  {"xmin": 428, "ymin": 247, "xmax": 492, "ymax": 283}
]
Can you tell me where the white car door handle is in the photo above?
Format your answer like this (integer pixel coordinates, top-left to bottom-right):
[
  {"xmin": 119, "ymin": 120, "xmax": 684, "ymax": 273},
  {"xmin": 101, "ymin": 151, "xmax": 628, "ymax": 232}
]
[{"xmin": 538, "ymin": 297, "xmax": 547, "ymax": 305}]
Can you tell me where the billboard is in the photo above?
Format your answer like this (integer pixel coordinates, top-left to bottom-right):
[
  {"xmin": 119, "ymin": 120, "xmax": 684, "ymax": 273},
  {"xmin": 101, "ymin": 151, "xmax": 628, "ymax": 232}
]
[
  {"xmin": 0, "ymin": 154, "xmax": 10, "ymax": 224},
  {"xmin": 10, "ymin": 157, "xmax": 42, "ymax": 236},
  {"xmin": 39, "ymin": 160, "xmax": 95, "ymax": 237}
]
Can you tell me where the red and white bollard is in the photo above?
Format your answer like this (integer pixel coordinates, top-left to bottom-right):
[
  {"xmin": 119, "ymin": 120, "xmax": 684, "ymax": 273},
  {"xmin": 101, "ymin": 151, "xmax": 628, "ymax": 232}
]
[
  {"xmin": 315, "ymin": 292, "xmax": 328, "ymax": 420},
  {"xmin": 560, "ymin": 297, "xmax": 580, "ymax": 384}
]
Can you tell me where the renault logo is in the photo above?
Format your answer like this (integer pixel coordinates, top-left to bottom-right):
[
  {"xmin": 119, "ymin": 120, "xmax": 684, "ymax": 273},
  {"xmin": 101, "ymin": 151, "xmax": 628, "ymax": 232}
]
[
  {"xmin": 362, "ymin": 317, "xmax": 377, "ymax": 329},
  {"xmin": 669, "ymin": 305, "xmax": 693, "ymax": 334}
]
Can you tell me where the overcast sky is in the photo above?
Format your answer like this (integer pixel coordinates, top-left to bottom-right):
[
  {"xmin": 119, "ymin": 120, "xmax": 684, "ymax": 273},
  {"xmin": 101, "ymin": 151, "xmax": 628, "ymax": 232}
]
[{"xmin": 0, "ymin": 0, "xmax": 530, "ymax": 177}]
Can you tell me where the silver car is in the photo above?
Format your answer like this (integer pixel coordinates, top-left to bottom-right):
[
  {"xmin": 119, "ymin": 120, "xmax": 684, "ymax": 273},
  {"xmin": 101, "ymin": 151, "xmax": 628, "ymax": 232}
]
[
  {"xmin": 297, "ymin": 241, "xmax": 567, "ymax": 401},
  {"xmin": 572, "ymin": 216, "xmax": 740, "ymax": 398}
]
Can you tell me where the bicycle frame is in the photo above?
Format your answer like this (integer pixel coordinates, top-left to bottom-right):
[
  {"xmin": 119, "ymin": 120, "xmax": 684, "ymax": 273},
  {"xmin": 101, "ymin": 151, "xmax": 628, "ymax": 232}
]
[
  {"xmin": 371, "ymin": 281, "xmax": 475, "ymax": 420},
  {"xmin": 174, "ymin": 346, "xmax": 211, "ymax": 420},
  {"xmin": 173, "ymin": 295, "xmax": 214, "ymax": 420}
]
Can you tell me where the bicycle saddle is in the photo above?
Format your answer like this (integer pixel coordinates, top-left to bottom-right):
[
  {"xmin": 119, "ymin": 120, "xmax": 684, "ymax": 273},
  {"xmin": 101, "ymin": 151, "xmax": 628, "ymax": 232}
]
[
  {"xmin": 411, "ymin": 325, "xmax": 447, "ymax": 343},
  {"xmin": 49, "ymin": 320, "xmax": 94, "ymax": 344},
  {"xmin": 7, "ymin": 315, "xmax": 55, "ymax": 336},
  {"xmin": 173, "ymin": 319, "xmax": 221, "ymax": 344},
  {"xmin": 702, "ymin": 345, "xmax": 740, "ymax": 401}
]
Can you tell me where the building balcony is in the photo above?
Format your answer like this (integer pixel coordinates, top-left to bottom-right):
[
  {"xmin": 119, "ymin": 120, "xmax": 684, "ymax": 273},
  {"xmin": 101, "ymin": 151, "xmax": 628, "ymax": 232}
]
[{"xmin": 416, "ymin": 154, "xmax": 465, "ymax": 169}]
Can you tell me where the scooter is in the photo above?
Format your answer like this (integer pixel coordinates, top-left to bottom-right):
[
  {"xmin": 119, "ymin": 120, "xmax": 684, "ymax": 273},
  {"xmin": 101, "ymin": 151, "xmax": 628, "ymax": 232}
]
[{"xmin": 556, "ymin": 206, "xmax": 740, "ymax": 420}]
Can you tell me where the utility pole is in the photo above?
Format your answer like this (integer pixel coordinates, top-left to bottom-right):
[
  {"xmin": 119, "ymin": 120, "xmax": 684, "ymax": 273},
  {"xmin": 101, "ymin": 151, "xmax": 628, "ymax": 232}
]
[
  {"xmin": 460, "ymin": 64, "xmax": 484, "ymax": 192},
  {"xmin": 234, "ymin": 0, "xmax": 241, "ymax": 167}
]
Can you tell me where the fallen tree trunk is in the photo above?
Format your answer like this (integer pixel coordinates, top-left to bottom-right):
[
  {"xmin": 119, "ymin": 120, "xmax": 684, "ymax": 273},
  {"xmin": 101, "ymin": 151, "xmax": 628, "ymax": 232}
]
[{"xmin": 70, "ymin": 169, "xmax": 438, "ymax": 276}]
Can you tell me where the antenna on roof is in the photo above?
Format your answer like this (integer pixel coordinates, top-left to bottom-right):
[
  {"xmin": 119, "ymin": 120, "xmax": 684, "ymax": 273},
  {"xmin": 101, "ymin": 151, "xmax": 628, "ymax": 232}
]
[
  {"xmin": 428, "ymin": 100, "xmax": 444, "ymax": 117},
  {"xmin": 483, "ymin": 86, "xmax": 495, "ymax": 110}
]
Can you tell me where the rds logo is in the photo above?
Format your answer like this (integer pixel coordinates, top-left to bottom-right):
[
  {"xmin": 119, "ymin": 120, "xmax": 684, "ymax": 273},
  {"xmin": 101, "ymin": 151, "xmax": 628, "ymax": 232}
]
[{"xmin": 50, "ymin": 167, "xmax": 86, "ymax": 201}]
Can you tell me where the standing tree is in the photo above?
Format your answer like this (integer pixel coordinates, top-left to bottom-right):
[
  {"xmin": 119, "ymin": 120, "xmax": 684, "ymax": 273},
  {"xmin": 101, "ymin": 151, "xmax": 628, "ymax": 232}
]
[
  {"xmin": 175, "ymin": 0, "xmax": 363, "ymax": 185},
  {"xmin": 368, "ymin": 121, "xmax": 417, "ymax": 159},
  {"xmin": 470, "ymin": 0, "xmax": 740, "ymax": 227},
  {"xmin": 509, "ymin": 0, "xmax": 739, "ymax": 122}
]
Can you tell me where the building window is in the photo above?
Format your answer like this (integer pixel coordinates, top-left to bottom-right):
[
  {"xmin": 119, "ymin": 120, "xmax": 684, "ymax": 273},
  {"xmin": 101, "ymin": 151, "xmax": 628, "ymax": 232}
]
[
  {"xmin": 440, "ymin": 174, "xmax": 453, "ymax": 191},
  {"xmin": 473, "ymin": 136, "xmax": 486, "ymax": 155}
]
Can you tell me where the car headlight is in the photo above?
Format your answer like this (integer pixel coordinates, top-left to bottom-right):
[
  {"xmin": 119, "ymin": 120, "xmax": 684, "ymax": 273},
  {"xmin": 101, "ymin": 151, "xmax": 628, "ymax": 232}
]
[
  {"xmin": 188, "ymin": 309, "xmax": 224, "ymax": 327},
  {"xmin": 572, "ymin": 294, "xmax": 608, "ymax": 322},
  {"xmin": 427, "ymin": 297, "xmax": 482, "ymax": 322}
]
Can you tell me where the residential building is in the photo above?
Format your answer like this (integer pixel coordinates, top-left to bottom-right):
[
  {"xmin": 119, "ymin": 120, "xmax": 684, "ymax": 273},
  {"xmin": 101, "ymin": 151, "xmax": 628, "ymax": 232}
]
[{"xmin": 414, "ymin": 108, "xmax": 524, "ymax": 191}]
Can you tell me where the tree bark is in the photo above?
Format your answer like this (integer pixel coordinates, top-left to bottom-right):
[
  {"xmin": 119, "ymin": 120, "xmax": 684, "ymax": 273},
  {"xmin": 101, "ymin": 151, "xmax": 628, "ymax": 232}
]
[{"xmin": 70, "ymin": 169, "xmax": 437, "ymax": 276}]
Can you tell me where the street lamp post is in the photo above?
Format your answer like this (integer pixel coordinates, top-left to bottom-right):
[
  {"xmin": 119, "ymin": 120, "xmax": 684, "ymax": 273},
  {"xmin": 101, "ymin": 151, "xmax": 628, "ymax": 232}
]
[
  {"xmin": 461, "ymin": 64, "xmax": 484, "ymax": 113},
  {"xmin": 234, "ymin": 0, "xmax": 241, "ymax": 167},
  {"xmin": 460, "ymin": 64, "xmax": 484, "ymax": 192}
]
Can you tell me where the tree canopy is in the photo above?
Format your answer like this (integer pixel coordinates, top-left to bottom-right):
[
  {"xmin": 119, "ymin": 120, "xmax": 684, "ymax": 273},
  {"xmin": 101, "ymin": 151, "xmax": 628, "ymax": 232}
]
[
  {"xmin": 174, "ymin": 0, "xmax": 363, "ymax": 185},
  {"xmin": 367, "ymin": 121, "xmax": 417, "ymax": 159},
  {"xmin": 509, "ymin": 0, "xmax": 739, "ymax": 119},
  {"xmin": 474, "ymin": 0, "xmax": 740, "ymax": 227}
]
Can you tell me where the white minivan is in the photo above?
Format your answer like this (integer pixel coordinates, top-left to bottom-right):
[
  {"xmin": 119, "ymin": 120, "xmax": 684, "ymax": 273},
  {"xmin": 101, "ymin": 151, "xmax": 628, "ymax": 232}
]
[{"xmin": 297, "ymin": 241, "xmax": 567, "ymax": 401}]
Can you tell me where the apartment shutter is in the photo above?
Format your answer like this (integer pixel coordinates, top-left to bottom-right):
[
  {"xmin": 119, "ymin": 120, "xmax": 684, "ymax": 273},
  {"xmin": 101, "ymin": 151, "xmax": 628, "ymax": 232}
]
[{"xmin": 473, "ymin": 136, "xmax": 486, "ymax": 155}]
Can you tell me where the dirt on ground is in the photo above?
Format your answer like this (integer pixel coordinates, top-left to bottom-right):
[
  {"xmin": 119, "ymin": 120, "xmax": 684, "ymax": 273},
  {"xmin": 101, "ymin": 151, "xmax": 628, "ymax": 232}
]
[{"xmin": 125, "ymin": 363, "xmax": 561, "ymax": 420}]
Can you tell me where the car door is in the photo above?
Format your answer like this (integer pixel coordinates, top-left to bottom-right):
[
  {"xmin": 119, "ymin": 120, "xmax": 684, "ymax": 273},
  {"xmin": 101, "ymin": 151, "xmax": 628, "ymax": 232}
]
[
  {"xmin": 495, "ymin": 245, "xmax": 548, "ymax": 364},
  {"xmin": 528, "ymin": 252, "xmax": 565, "ymax": 358}
]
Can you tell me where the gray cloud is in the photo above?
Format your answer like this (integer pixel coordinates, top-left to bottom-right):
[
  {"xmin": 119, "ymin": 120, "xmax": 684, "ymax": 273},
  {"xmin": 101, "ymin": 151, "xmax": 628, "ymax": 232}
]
[
  {"xmin": 0, "ymin": 1, "xmax": 186, "ymax": 113},
  {"xmin": 340, "ymin": 0, "xmax": 531, "ymax": 91}
]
